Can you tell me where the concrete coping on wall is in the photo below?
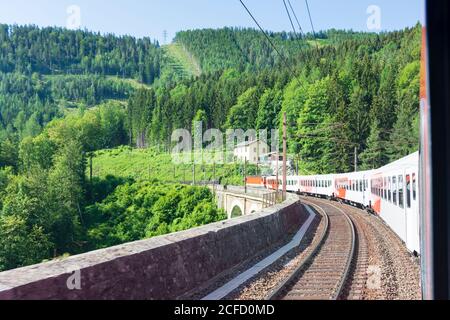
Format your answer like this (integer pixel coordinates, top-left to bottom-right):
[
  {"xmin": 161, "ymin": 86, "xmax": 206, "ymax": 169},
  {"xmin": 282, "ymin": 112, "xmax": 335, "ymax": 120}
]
[{"xmin": 0, "ymin": 194, "xmax": 302, "ymax": 300}]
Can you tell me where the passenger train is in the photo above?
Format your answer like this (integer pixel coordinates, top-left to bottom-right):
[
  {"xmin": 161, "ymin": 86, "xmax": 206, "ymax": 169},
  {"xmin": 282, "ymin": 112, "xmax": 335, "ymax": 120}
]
[{"xmin": 247, "ymin": 152, "xmax": 420, "ymax": 255}]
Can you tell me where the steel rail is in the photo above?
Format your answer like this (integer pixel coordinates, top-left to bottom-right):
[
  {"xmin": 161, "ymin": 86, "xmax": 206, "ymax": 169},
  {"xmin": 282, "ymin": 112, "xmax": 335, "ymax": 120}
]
[
  {"xmin": 266, "ymin": 198, "xmax": 356, "ymax": 300},
  {"xmin": 265, "ymin": 199, "xmax": 329, "ymax": 300}
]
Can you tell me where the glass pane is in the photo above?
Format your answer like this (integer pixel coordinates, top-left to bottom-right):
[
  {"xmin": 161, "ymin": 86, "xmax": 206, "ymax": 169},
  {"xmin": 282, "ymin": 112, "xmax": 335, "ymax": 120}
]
[
  {"xmin": 398, "ymin": 175, "xmax": 404, "ymax": 208},
  {"xmin": 406, "ymin": 174, "xmax": 411, "ymax": 208},
  {"xmin": 388, "ymin": 177, "xmax": 392, "ymax": 202},
  {"xmin": 393, "ymin": 176, "xmax": 397, "ymax": 205}
]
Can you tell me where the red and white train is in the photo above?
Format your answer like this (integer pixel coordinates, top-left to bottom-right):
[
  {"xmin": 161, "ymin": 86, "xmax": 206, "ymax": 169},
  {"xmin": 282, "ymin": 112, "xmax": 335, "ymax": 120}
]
[{"xmin": 247, "ymin": 152, "xmax": 420, "ymax": 255}]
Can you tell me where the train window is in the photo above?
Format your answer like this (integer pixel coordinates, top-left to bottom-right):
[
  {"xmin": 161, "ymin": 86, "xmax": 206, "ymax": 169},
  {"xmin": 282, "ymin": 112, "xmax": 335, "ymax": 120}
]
[
  {"xmin": 383, "ymin": 178, "xmax": 387, "ymax": 199},
  {"xmin": 412, "ymin": 173, "xmax": 417, "ymax": 201},
  {"xmin": 380, "ymin": 179, "xmax": 383, "ymax": 199},
  {"xmin": 356, "ymin": 180, "xmax": 359, "ymax": 192},
  {"xmin": 388, "ymin": 177, "xmax": 392, "ymax": 202},
  {"xmin": 406, "ymin": 174, "xmax": 411, "ymax": 209},
  {"xmin": 359, "ymin": 180, "xmax": 362, "ymax": 192},
  {"xmin": 393, "ymin": 176, "xmax": 397, "ymax": 205},
  {"xmin": 398, "ymin": 175, "xmax": 404, "ymax": 208}
]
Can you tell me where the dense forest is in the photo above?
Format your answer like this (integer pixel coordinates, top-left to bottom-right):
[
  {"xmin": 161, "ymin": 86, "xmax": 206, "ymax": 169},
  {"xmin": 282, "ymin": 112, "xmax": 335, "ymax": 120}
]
[
  {"xmin": 0, "ymin": 24, "xmax": 161, "ymax": 82},
  {"xmin": 0, "ymin": 24, "xmax": 421, "ymax": 271},
  {"xmin": 130, "ymin": 26, "xmax": 421, "ymax": 172}
]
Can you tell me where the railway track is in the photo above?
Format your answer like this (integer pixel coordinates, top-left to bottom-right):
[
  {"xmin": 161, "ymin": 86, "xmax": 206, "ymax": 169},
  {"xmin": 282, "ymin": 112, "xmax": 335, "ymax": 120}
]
[
  {"xmin": 224, "ymin": 195, "xmax": 420, "ymax": 300},
  {"xmin": 267, "ymin": 198, "xmax": 356, "ymax": 300}
]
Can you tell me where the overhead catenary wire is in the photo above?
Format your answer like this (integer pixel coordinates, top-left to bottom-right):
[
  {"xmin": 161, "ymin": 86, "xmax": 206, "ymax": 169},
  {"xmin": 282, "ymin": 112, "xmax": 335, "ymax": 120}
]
[
  {"xmin": 304, "ymin": 0, "xmax": 320, "ymax": 49},
  {"xmin": 287, "ymin": 0, "xmax": 305, "ymax": 37},
  {"xmin": 239, "ymin": 0, "xmax": 291, "ymax": 68},
  {"xmin": 282, "ymin": 0, "xmax": 299, "ymax": 38}
]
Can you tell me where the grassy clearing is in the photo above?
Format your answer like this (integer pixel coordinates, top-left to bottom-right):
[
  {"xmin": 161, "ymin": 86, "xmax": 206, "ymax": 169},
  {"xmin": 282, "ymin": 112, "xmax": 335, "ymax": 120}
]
[
  {"xmin": 91, "ymin": 146, "xmax": 259, "ymax": 186},
  {"xmin": 162, "ymin": 43, "xmax": 202, "ymax": 78}
]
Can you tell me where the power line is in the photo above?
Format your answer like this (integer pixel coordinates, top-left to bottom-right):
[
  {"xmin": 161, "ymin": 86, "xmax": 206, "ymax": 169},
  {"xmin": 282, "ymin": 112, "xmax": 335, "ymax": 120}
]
[
  {"xmin": 287, "ymin": 0, "xmax": 305, "ymax": 36},
  {"xmin": 304, "ymin": 0, "xmax": 320, "ymax": 49},
  {"xmin": 238, "ymin": 0, "xmax": 288, "ymax": 66},
  {"xmin": 282, "ymin": 0, "xmax": 298, "ymax": 38}
]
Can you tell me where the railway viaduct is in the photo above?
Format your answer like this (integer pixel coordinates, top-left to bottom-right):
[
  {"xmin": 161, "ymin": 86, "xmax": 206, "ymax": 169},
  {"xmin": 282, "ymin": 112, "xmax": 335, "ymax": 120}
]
[
  {"xmin": 212, "ymin": 185, "xmax": 278, "ymax": 218},
  {"xmin": 0, "ymin": 188, "xmax": 305, "ymax": 300}
]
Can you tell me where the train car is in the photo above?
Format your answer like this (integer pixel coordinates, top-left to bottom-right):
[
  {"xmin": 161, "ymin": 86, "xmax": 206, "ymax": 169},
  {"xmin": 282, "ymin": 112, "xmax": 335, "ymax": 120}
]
[
  {"xmin": 333, "ymin": 170, "xmax": 374, "ymax": 208},
  {"xmin": 368, "ymin": 152, "xmax": 420, "ymax": 254},
  {"xmin": 246, "ymin": 176, "xmax": 266, "ymax": 188},
  {"xmin": 261, "ymin": 152, "xmax": 420, "ymax": 255},
  {"xmin": 298, "ymin": 175, "xmax": 334, "ymax": 198}
]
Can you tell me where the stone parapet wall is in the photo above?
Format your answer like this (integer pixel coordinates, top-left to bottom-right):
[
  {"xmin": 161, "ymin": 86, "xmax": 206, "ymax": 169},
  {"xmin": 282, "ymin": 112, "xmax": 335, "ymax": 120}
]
[{"xmin": 0, "ymin": 197, "xmax": 306, "ymax": 300}]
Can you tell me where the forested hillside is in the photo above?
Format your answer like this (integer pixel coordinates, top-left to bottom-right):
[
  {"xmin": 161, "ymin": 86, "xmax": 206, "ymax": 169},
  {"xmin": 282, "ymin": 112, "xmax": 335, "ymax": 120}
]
[
  {"xmin": 130, "ymin": 26, "xmax": 421, "ymax": 172},
  {"xmin": 0, "ymin": 24, "xmax": 161, "ymax": 82},
  {"xmin": 174, "ymin": 28, "xmax": 375, "ymax": 73},
  {"xmin": 0, "ymin": 23, "xmax": 421, "ymax": 272}
]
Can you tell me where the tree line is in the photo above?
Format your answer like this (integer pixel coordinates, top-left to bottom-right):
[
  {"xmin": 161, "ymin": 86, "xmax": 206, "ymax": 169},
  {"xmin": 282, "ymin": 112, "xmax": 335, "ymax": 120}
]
[
  {"xmin": 0, "ymin": 24, "xmax": 161, "ymax": 83},
  {"xmin": 0, "ymin": 103, "xmax": 225, "ymax": 272},
  {"xmin": 128, "ymin": 26, "xmax": 421, "ymax": 172}
]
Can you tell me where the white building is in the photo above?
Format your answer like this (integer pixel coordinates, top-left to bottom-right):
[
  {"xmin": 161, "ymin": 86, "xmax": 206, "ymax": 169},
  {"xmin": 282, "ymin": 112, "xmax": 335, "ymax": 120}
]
[
  {"xmin": 259, "ymin": 152, "xmax": 296, "ymax": 176},
  {"xmin": 234, "ymin": 139, "xmax": 269, "ymax": 164}
]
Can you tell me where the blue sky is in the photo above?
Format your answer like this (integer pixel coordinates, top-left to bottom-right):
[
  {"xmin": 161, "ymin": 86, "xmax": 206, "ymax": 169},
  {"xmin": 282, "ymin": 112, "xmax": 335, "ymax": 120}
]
[{"xmin": 0, "ymin": 0, "xmax": 422, "ymax": 44}]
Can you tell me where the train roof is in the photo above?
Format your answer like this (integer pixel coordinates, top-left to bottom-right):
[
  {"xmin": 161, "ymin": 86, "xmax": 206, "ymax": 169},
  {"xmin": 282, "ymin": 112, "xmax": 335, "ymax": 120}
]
[
  {"xmin": 263, "ymin": 152, "xmax": 419, "ymax": 179},
  {"xmin": 377, "ymin": 151, "xmax": 419, "ymax": 171}
]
